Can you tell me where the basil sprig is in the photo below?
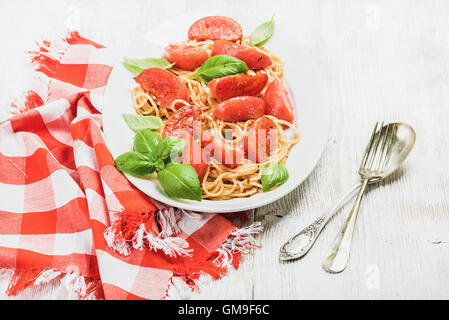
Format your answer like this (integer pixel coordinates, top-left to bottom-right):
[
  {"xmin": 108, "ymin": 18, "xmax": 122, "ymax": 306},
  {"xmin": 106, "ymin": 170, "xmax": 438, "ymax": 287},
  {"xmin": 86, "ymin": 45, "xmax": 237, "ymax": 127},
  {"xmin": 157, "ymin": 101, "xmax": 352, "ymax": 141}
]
[
  {"xmin": 124, "ymin": 57, "xmax": 174, "ymax": 76},
  {"xmin": 123, "ymin": 114, "xmax": 162, "ymax": 132},
  {"xmin": 116, "ymin": 131, "xmax": 182, "ymax": 176},
  {"xmin": 115, "ymin": 125, "xmax": 202, "ymax": 201},
  {"xmin": 195, "ymin": 55, "xmax": 249, "ymax": 83},
  {"xmin": 250, "ymin": 16, "xmax": 275, "ymax": 47},
  {"xmin": 260, "ymin": 162, "xmax": 289, "ymax": 192}
]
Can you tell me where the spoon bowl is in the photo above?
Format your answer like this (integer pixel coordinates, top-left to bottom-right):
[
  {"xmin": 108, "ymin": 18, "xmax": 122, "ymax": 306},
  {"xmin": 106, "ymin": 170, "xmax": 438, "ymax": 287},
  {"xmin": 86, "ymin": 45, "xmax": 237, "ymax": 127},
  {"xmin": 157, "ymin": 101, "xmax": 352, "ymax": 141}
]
[{"xmin": 383, "ymin": 122, "xmax": 416, "ymax": 177}]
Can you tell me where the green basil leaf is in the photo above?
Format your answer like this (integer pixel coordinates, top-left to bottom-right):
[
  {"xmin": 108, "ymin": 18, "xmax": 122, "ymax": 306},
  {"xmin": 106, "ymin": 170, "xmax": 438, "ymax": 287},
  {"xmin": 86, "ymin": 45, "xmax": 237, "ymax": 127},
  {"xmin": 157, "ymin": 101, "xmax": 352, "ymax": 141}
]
[
  {"xmin": 152, "ymin": 158, "xmax": 166, "ymax": 170},
  {"xmin": 133, "ymin": 130, "xmax": 161, "ymax": 157},
  {"xmin": 123, "ymin": 57, "xmax": 174, "ymax": 76},
  {"xmin": 155, "ymin": 137, "xmax": 185, "ymax": 162},
  {"xmin": 250, "ymin": 16, "xmax": 275, "ymax": 46},
  {"xmin": 158, "ymin": 163, "xmax": 202, "ymax": 201},
  {"xmin": 260, "ymin": 161, "xmax": 289, "ymax": 192},
  {"xmin": 123, "ymin": 63, "xmax": 144, "ymax": 76},
  {"xmin": 115, "ymin": 152, "xmax": 155, "ymax": 177},
  {"xmin": 195, "ymin": 55, "xmax": 249, "ymax": 83},
  {"xmin": 122, "ymin": 114, "xmax": 162, "ymax": 132}
]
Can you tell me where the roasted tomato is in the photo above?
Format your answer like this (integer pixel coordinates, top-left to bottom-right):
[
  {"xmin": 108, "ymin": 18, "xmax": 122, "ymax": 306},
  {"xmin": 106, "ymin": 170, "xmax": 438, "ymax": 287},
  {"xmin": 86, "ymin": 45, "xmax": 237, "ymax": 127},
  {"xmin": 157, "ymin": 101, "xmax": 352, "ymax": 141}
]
[
  {"xmin": 188, "ymin": 16, "xmax": 242, "ymax": 41},
  {"xmin": 202, "ymin": 130, "xmax": 244, "ymax": 169},
  {"xmin": 213, "ymin": 96, "xmax": 265, "ymax": 122},
  {"xmin": 181, "ymin": 137, "xmax": 209, "ymax": 181},
  {"xmin": 212, "ymin": 40, "xmax": 272, "ymax": 69},
  {"xmin": 263, "ymin": 79, "xmax": 295, "ymax": 123},
  {"xmin": 208, "ymin": 73, "xmax": 268, "ymax": 101},
  {"xmin": 244, "ymin": 116, "xmax": 278, "ymax": 163},
  {"xmin": 161, "ymin": 105, "xmax": 202, "ymax": 139},
  {"xmin": 164, "ymin": 44, "xmax": 210, "ymax": 71},
  {"xmin": 134, "ymin": 68, "xmax": 189, "ymax": 109}
]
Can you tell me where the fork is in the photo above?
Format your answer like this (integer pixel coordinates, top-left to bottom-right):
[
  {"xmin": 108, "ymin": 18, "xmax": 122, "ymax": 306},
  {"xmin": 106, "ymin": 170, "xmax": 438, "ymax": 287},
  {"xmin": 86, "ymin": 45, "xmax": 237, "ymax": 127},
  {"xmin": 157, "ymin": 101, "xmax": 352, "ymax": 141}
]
[{"xmin": 322, "ymin": 122, "xmax": 395, "ymax": 273}]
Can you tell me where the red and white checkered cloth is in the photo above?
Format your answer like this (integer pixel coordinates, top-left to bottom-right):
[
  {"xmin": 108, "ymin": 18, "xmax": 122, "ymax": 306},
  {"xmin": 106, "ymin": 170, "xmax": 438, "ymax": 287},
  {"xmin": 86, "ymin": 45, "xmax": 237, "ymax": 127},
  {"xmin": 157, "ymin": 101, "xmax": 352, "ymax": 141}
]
[{"xmin": 0, "ymin": 32, "xmax": 262, "ymax": 300}]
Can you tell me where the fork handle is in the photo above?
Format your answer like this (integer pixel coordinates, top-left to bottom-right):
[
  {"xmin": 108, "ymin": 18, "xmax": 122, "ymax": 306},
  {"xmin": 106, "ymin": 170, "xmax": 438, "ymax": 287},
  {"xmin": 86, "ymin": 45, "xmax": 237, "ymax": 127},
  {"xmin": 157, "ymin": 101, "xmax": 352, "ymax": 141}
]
[
  {"xmin": 279, "ymin": 182, "xmax": 362, "ymax": 261},
  {"xmin": 322, "ymin": 178, "xmax": 369, "ymax": 273}
]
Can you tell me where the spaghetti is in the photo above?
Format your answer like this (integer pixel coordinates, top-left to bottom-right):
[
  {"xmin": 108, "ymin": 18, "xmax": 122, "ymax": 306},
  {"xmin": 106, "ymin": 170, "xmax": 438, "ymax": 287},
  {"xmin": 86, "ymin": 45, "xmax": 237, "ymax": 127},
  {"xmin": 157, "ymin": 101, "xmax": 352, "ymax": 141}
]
[{"xmin": 131, "ymin": 36, "xmax": 300, "ymax": 200}]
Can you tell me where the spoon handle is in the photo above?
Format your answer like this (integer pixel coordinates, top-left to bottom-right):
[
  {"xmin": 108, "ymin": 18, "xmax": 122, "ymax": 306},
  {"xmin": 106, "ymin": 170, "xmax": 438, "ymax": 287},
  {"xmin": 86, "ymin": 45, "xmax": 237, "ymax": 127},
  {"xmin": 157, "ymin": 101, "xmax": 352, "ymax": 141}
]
[
  {"xmin": 322, "ymin": 178, "xmax": 369, "ymax": 273},
  {"xmin": 279, "ymin": 182, "xmax": 362, "ymax": 261}
]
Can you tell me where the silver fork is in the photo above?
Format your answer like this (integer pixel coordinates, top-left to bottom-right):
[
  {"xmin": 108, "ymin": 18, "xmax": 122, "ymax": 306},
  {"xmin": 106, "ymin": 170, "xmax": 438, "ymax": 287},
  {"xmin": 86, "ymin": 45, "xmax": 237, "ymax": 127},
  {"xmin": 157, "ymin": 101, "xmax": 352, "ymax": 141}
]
[{"xmin": 322, "ymin": 122, "xmax": 396, "ymax": 273}]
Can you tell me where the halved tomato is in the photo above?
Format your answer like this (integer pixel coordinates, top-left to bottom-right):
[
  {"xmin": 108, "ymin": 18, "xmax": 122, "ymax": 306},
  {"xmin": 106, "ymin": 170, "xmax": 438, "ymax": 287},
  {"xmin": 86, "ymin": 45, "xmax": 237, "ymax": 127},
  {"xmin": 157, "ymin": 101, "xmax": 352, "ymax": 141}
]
[
  {"xmin": 263, "ymin": 79, "xmax": 295, "ymax": 123},
  {"xmin": 212, "ymin": 40, "xmax": 272, "ymax": 69},
  {"xmin": 134, "ymin": 68, "xmax": 190, "ymax": 109},
  {"xmin": 188, "ymin": 16, "xmax": 242, "ymax": 41},
  {"xmin": 244, "ymin": 116, "xmax": 278, "ymax": 163},
  {"xmin": 202, "ymin": 130, "xmax": 244, "ymax": 169},
  {"xmin": 181, "ymin": 137, "xmax": 209, "ymax": 181},
  {"xmin": 213, "ymin": 96, "xmax": 265, "ymax": 122},
  {"xmin": 208, "ymin": 73, "xmax": 268, "ymax": 101},
  {"xmin": 164, "ymin": 44, "xmax": 210, "ymax": 71},
  {"xmin": 161, "ymin": 105, "xmax": 202, "ymax": 139}
]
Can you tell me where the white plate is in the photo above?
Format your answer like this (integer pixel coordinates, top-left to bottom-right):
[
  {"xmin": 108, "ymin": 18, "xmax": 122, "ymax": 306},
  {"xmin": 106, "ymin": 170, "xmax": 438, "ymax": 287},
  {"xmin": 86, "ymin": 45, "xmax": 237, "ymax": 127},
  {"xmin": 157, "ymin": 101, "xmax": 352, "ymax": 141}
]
[{"xmin": 103, "ymin": 11, "xmax": 329, "ymax": 213}]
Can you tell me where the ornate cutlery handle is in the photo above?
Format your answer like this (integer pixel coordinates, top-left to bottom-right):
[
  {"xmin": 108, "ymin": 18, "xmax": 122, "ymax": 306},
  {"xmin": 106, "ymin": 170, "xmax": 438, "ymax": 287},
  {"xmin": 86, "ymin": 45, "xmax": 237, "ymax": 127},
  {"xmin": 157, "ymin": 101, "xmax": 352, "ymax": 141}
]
[
  {"xmin": 279, "ymin": 182, "xmax": 361, "ymax": 261},
  {"xmin": 322, "ymin": 179, "xmax": 369, "ymax": 273}
]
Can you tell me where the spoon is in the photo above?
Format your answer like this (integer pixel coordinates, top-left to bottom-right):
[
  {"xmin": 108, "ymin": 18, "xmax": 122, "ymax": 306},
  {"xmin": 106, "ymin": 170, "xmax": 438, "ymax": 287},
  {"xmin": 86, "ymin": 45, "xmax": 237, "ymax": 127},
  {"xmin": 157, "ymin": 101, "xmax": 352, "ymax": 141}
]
[{"xmin": 279, "ymin": 122, "xmax": 416, "ymax": 262}]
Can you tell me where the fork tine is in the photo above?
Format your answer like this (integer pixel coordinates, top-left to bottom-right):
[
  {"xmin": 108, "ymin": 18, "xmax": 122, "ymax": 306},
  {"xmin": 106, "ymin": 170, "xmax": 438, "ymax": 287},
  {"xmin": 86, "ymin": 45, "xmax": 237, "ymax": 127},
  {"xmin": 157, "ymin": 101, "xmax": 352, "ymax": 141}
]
[
  {"xmin": 359, "ymin": 122, "xmax": 379, "ymax": 172},
  {"xmin": 380, "ymin": 123, "xmax": 396, "ymax": 172},
  {"xmin": 366, "ymin": 121, "xmax": 384, "ymax": 170},
  {"xmin": 374, "ymin": 123, "xmax": 390, "ymax": 172}
]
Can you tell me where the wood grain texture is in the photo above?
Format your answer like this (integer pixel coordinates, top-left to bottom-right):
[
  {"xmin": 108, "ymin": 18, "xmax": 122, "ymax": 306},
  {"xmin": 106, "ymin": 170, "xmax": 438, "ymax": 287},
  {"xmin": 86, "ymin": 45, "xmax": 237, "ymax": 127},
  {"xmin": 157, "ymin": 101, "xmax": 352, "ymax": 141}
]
[{"xmin": 0, "ymin": 0, "xmax": 448, "ymax": 299}]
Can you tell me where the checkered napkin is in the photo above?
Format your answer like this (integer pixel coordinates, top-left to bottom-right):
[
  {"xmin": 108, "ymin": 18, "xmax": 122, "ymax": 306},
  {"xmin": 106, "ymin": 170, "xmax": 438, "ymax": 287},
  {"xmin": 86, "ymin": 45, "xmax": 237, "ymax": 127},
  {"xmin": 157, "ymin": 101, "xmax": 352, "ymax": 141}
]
[{"xmin": 0, "ymin": 32, "xmax": 262, "ymax": 300}]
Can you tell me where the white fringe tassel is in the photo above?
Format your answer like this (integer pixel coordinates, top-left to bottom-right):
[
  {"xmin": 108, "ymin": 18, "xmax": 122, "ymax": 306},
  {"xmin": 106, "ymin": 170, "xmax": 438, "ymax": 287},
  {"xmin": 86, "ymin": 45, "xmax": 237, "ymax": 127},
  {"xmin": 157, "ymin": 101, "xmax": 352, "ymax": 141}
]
[
  {"xmin": 1, "ymin": 268, "xmax": 99, "ymax": 300},
  {"xmin": 33, "ymin": 269, "xmax": 62, "ymax": 285},
  {"xmin": 132, "ymin": 223, "xmax": 193, "ymax": 258},
  {"xmin": 103, "ymin": 226, "xmax": 131, "ymax": 256},
  {"xmin": 213, "ymin": 222, "xmax": 263, "ymax": 268},
  {"xmin": 61, "ymin": 272, "xmax": 98, "ymax": 300},
  {"xmin": 104, "ymin": 208, "xmax": 194, "ymax": 258},
  {"xmin": 7, "ymin": 31, "xmax": 73, "ymax": 119}
]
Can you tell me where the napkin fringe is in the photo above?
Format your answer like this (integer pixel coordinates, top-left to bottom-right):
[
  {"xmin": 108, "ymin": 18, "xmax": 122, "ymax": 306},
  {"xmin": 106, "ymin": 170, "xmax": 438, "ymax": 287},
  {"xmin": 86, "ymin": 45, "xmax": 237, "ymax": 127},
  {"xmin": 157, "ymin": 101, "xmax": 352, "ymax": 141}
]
[
  {"xmin": 104, "ymin": 208, "xmax": 193, "ymax": 258},
  {"xmin": 166, "ymin": 222, "xmax": 263, "ymax": 299},
  {"xmin": 104, "ymin": 208, "xmax": 263, "ymax": 299},
  {"xmin": 10, "ymin": 30, "xmax": 82, "ymax": 116},
  {"xmin": 3, "ymin": 267, "xmax": 102, "ymax": 299},
  {"xmin": 213, "ymin": 222, "xmax": 263, "ymax": 268}
]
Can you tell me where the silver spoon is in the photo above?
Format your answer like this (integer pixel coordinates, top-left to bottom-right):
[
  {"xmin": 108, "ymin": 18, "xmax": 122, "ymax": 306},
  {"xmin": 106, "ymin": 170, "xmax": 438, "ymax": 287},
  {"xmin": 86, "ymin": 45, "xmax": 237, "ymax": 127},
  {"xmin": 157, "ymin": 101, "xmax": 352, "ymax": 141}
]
[{"xmin": 279, "ymin": 122, "xmax": 416, "ymax": 262}]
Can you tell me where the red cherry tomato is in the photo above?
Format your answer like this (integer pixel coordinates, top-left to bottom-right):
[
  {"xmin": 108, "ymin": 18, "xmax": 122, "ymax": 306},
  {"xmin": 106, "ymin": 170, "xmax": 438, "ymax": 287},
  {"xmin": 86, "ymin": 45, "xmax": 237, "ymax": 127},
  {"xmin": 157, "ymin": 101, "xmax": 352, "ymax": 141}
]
[
  {"xmin": 213, "ymin": 96, "xmax": 265, "ymax": 122},
  {"xmin": 208, "ymin": 73, "xmax": 268, "ymax": 101},
  {"xmin": 134, "ymin": 68, "xmax": 190, "ymax": 109},
  {"xmin": 164, "ymin": 44, "xmax": 210, "ymax": 71},
  {"xmin": 181, "ymin": 137, "xmax": 209, "ymax": 181},
  {"xmin": 212, "ymin": 40, "xmax": 272, "ymax": 69},
  {"xmin": 202, "ymin": 130, "xmax": 244, "ymax": 169},
  {"xmin": 188, "ymin": 16, "xmax": 242, "ymax": 41},
  {"xmin": 161, "ymin": 105, "xmax": 202, "ymax": 139},
  {"xmin": 244, "ymin": 116, "xmax": 278, "ymax": 163},
  {"xmin": 263, "ymin": 79, "xmax": 295, "ymax": 123}
]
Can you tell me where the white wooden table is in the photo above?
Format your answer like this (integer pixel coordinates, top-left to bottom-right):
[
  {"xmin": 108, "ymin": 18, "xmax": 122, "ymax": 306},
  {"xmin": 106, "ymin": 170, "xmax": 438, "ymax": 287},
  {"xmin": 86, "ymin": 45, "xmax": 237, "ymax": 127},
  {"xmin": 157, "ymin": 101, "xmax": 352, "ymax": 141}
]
[{"xmin": 1, "ymin": 0, "xmax": 448, "ymax": 300}]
